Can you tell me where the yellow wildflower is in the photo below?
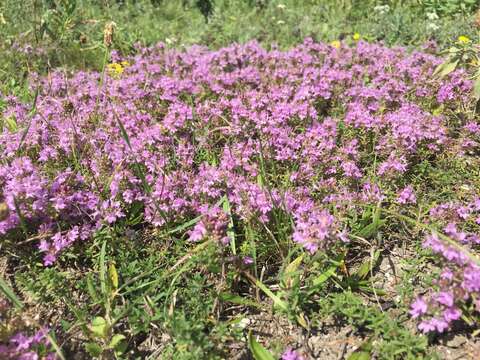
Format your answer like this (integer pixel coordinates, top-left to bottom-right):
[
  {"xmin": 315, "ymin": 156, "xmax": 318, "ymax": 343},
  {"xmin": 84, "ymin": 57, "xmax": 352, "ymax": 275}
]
[
  {"xmin": 457, "ymin": 35, "xmax": 471, "ymax": 44},
  {"xmin": 353, "ymin": 32, "xmax": 360, "ymax": 41},
  {"xmin": 330, "ymin": 40, "xmax": 341, "ymax": 49},
  {"xmin": 120, "ymin": 61, "xmax": 130, "ymax": 67},
  {"xmin": 107, "ymin": 63, "xmax": 124, "ymax": 76}
]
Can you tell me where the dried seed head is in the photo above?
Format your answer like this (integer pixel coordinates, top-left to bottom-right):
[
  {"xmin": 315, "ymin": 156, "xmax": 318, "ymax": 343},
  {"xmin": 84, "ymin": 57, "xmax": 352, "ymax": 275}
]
[
  {"xmin": 103, "ymin": 21, "xmax": 117, "ymax": 47},
  {"xmin": 0, "ymin": 202, "xmax": 9, "ymax": 221}
]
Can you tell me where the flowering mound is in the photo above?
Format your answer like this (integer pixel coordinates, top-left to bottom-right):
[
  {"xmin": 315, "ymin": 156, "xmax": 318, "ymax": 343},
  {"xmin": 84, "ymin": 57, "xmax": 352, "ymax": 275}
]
[{"xmin": 1, "ymin": 39, "xmax": 479, "ymax": 333}]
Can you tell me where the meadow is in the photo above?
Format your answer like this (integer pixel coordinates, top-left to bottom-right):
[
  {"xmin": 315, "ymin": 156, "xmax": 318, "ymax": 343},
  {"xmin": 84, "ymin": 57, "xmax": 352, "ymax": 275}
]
[{"xmin": 1, "ymin": 1, "xmax": 480, "ymax": 359}]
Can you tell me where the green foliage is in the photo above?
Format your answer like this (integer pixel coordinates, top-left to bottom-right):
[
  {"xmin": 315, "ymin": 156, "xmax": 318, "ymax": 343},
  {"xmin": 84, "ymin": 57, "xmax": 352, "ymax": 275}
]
[
  {"xmin": 420, "ymin": 0, "xmax": 479, "ymax": 16},
  {"xmin": 432, "ymin": 34, "xmax": 480, "ymax": 110},
  {"xmin": 0, "ymin": 0, "xmax": 478, "ymax": 93},
  {"xmin": 2, "ymin": 0, "xmax": 480, "ymax": 357},
  {"xmin": 248, "ymin": 331, "xmax": 276, "ymax": 360},
  {"xmin": 316, "ymin": 292, "xmax": 431, "ymax": 359}
]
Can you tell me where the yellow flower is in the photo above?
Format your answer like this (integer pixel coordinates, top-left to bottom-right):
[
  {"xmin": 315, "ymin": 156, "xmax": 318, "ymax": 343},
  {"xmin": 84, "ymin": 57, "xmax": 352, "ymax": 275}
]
[
  {"xmin": 457, "ymin": 35, "xmax": 471, "ymax": 44},
  {"xmin": 330, "ymin": 40, "xmax": 341, "ymax": 49},
  {"xmin": 107, "ymin": 63, "xmax": 124, "ymax": 76},
  {"xmin": 353, "ymin": 32, "xmax": 360, "ymax": 41},
  {"xmin": 120, "ymin": 61, "xmax": 130, "ymax": 67}
]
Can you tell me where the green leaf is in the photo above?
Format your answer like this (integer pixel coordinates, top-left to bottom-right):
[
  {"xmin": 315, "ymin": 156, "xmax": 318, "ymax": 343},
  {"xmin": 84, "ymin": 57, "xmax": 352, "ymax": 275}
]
[
  {"xmin": 116, "ymin": 117, "xmax": 132, "ymax": 149},
  {"xmin": 168, "ymin": 214, "xmax": 202, "ymax": 234},
  {"xmin": 358, "ymin": 221, "xmax": 384, "ymax": 239},
  {"xmin": 248, "ymin": 331, "xmax": 275, "ymax": 360},
  {"xmin": 253, "ymin": 277, "xmax": 288, "ymax": 312},
  {"xmin": 358, "ymin": 206, "xmax": 384, "ymax": 239},
  {"xmin": 108, "ymin": 334, "xmax": 126, "ymax": 349},
  {"xmin": 473, "ymin": 77, "xmax": 480, "ymax": 100},
  {"xmin": 284, "ymin": 254, "xmax": 303, "ymax": 276},
  {"xmin": 282, "ymin": 254, "xmax": 303, "ymax": 288},
  {"xmin": 108, "ymin": 263, "xmax": 119, "ymax": 291},
  {"xmin": 114, "ymin": 340, "xmax": 128, "ymax": 356},
  {"xmin": 312, "ymin": 263, "xmax": 338, "ymax": 286},
  {"xmin": 256, "ymin": 173, "xmax": 264, "ymax": 186},
  {"xmin": 85, "ymin": 342, "xmax": 103, "ymax": 357},
  {"xmin": 99, "ymin": 241, "xmax": 107, "ymax": 296},
  {"xmin": 219, "ymin": 292, "xmax": 262, "ymax": 308},
  {"xmin": 358, "ymin": 284, "xmax": 387, "ymax": 296},
  {"xmin": 0, "ymin": 275, "xmax": 23, "ymax": 309},
  {"xmin": 86, "ymin": 273, "xmax": 99, "ymax": 303},
  {"xmin": 348, "ymin": 338, "xmax": 373, "ymax": 360},
  {"xmin": 222, "ymin": 196, "xmax": 237, "ymax": 255},
  {"xmin": 348, "ymin": 351, "xmax": 371, "ymax": 360},
  {"xmin": 432, "ymin": 105, "xmax": 444, "ymax": 116},
  {"xmin": 433, "ymin": 59, "xmax": 459, "ymax": 78},
  {"xmin": 355, "ymin": 250, "xmax": 381, "ymax": 279},
  {"xmin": 312, "ymin": 253, "xmax": 344, "ymax": 288},
  {"xmin": 46, "ymin": 332, "xmax": 66, "ymax": 360},
  {"xmin": 296, "ymin": 312, "xmax": 308, "ymax": 329},
  {"xmin": 90, "ymin": 316, "xmax": 108, "ymax": 338},
  {"xmin": 5, "ymin": 116, "xmax": 17, "ymax": 132}
]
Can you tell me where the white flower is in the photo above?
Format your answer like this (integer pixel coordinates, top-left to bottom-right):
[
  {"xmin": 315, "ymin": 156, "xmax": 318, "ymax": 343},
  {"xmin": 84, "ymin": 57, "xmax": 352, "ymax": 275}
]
[
  {"xmin": 374, "ymin": 4, "xmax": 390, "ymax": 15},
  {"xmin": 426, "ymin": 11, "xmax": 439, "ymax": 21},
  {"xmin": 426, "ymin": 22, "xmax": 440, "ymax": 31}
]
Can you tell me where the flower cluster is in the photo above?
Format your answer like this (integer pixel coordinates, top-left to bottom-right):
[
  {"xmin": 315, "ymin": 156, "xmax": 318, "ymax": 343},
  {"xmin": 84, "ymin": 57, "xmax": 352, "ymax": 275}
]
[
  {"xmin": 1, "ymin": 38, "xmax": 478, "ymax": 333},
  {"xmin": 411, "ymin": 217, "xmax": 480, "ymax": 333},
  {"xmin": 0, "ymin": 328, "xmax": 55, "ymax": 360}
]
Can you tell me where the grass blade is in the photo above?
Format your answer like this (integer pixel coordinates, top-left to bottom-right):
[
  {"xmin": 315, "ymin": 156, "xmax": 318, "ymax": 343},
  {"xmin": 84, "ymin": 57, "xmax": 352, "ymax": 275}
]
[
  {"xmin": 99, "ymin": 240, "xmax": 107, "ymax": 296},
  {"xmin": 0, "ymin": 275, "xmax": 23, "ymax": 309},
  {"xmin": 222, "ymin": 195, "xmax": 236, "ymax": 255},
  {"xmin": 243, "ymin": 272, "xmax": 288, "ymax": 312},
  {"xmin": 219, "ymin": 292, "xmax": 262, "ymax": 309},
  {"xmin": 248, "ymin": 331, "xmax": 275, "ymax": 360}
]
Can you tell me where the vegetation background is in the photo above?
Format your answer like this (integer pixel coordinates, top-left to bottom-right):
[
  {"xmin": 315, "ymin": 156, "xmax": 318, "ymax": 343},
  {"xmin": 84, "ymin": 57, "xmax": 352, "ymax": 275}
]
[
  {"xmin": 1, "ymin": 1, "xmax": 480, "ymax": 359},
  {"xmin": 1, "ymin": 0, "xmax": 479, "ymax": 93}
]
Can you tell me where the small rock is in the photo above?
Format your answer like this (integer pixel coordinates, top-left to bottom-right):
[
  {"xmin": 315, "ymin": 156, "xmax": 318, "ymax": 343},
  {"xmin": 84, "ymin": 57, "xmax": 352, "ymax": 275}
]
[{"xmin": 446, "ymin": 335, "xmax": 467, "ymax": 348}]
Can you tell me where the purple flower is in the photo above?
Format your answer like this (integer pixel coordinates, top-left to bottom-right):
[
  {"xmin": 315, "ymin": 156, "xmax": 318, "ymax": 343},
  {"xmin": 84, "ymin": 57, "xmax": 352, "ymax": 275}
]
[
  {"xmin": 443, "ymin": 307, "xmax": 461, "ymax": 322},
  {"xmin": 282, "ymin": 348, "xmax": 305, "ymax": 360},
  {"xmin": 418, "ymin": 319, "xmax": 435, "ymax": 333},
  {"xmin": 430, "ymin": 317, "xmax": 449, "ymax": 332},
  {"xmin": 242, "ymin": 256, "xmax": 254, "ymax": 265},
  {"xmin": 397, "ymin": 186, "xmax": 416, "ymax": 204},
  {"xmin": 410, "ymin": 297, "xmax": 428, "ymax": 318},
  {"xmin": 188, "ymin": 221, "xmax": 207, "ymax": 242},
  {"xmin": 435, "ymin": 291, "xmax": 454, "ymax": 307},
  {"xmin": 292, "ymin": 208, "xmax": 336, "ymax": 253},
  {"xmin": 11, "ymin": 333, "xmax": 33, "ymax": 351}
]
